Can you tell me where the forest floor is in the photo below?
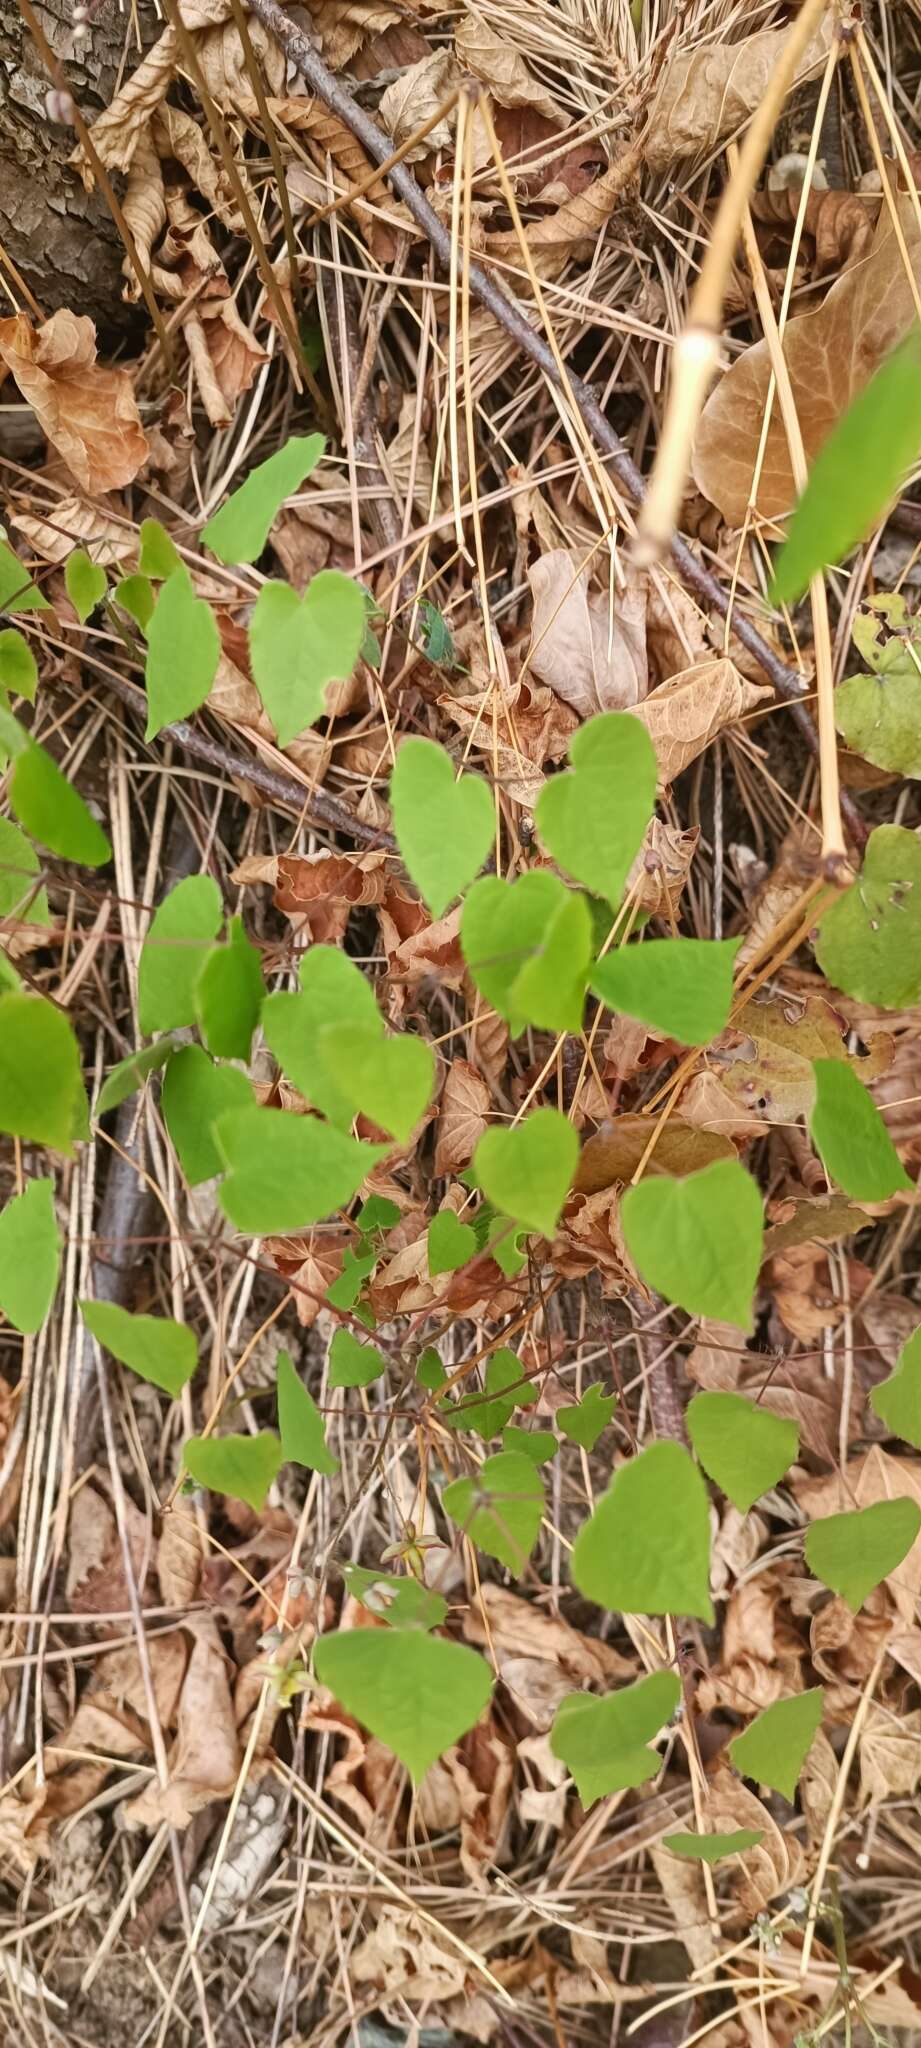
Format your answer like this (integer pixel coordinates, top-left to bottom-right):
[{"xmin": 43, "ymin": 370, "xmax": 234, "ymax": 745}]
[{"xmin": 3, "ymin": 0, "xmax": 921, "ymax": 2042}]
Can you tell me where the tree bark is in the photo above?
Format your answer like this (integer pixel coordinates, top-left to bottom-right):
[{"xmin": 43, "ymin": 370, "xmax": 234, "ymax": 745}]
[{"xmin": 0, "ymin": 0, "xmax": 153, "ymax": 338}]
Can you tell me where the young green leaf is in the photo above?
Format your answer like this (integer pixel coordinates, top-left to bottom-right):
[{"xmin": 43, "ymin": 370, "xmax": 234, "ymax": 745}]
[
  {"xmin": 0, "ymin": 540, "xmax": 50, "ymax": 613},
  {"xmin": 276, "ymin": 1348, "xmax": 338, "ymax": 1473},
  {"xmin": 65, "ymin": 549, "xmax": 107, "ymax": 623},
  {"xmin": 201, "ymin": 434, "xmax": 325, "ymax": 564},
  {"xmin": 161, "ymin": 1045, "xmax": 253, "ymax": 1185},
  {"xmin": 663, "ymin": 1830, "xmax": 765, "ymax": 1863},
  {"xmin": 502, "ymin": 1425, "xmax": 558, "ymax": 1464},
  {"xmin": 473, "ymin": 1108, "xmax": 578, "ymax": 1240},
  {"xmin": 263, "ymin": 945, "xmax": 382, "ymax": 1127},
  {"xmin": 428, "ymin": 1209, "xmax": 476, "ymax": 1275},
  {"xmin": 96, "ymin": 1036, "xmax": 183, "ymax": 1116},
  {"xmin": 442, "ymin": 1449, "xmax": 544, "ymax": 1572},
  {"xmin": 835, "ymin": 598, "xmax": 921, "ymax": 776},
  {"xmin": 804, "ymin": 1497, "xmax": 921, "ymax": 1612},
  {"xmin": 321, "ymin": 1026, "xmax": 434, "ymax": 1144},
  {"xmin": 535, "ymin": 712, "xmax": 656, "ymax": 906},
  {"xmin": 572, "ymin": 1441, "xmax": 713, "ymax": 1621},
  {"xmin": 144, "ymin": 566, "xmax": 220, "ymax": 739},
  {"xmin": 461, "ymin": 873, "xmax": 592, "ymax": 1035},
  {"xmin": 815, "ymin": 825, "xmax": 921, "ymax": 1008},
  {"xmin": 328, "ymin": 1327, "xmax": 386, "ymax": 1388},
  {"xmin": 215, "ymin": 1106, "xmax": 383, "ymax": 1233},
  {"xmin": 356, "ymin": 1194, "xmax": 401, "ymax": 1238},
  {"xmin": 809, "ymin": 1058, "xmax": 911, "ymax": 1201},
  {"xmin": 0, "ymin": 816, "xmax": 49, "ymax": 923},
  {"xmin": 314, "ymin": 1627, "xmax": 493, "ymax": 1781},
  {"xmin": 390, "ymin": 737, "xmax": 494, "ymax": 918},
  {"xmin": 0, "ymin": 994, "xmax": 86, "ymax": 1153},
  {"xmin": 183, "ymin": 1431, "xmax": 283, "ymax": 1511},
  {"xmin": 0, "ymin": 709, "xmax": 111, "ymax": 867},
  {"xmin": 687, "ymin": 1392, "xmax": 798, "ymax": 1513},
  {"xmin": 194, "ymin": 917, "xmax": 264, "ymax": 1061},
  {"xmin": 249, "ymin": 572, "xmax": 366, "ymax": 747},
  {"xmin": 621, "ymin": 1159, "xmax": 764, "ymax": 1332},
  {"xmin": 870, "ymin": 1323, "xmax": 921, "ymax": 1449},
  {"xmin": 558, "ymin": 1383, "xmax": 617, "ymax": 1451},
  {"xmin": 137, "ymin": 874, "xmax": 222, "ymax": 1035},
  {"xmin": 342, "ymin": 1565, "xmax": 447, "ymax": 1630},
  {"xmin": 326, "ymin": 1247, "xmax": 376, "ymax": 1315},
  {"xmin": 591, "ymin": 937, "xmax": 740, "ymax": 1047},
  {"xmin": 0, "ymin": 627, "xmax": 38, "ymax": 699},
  {"xmin": 138, "ymin": 518, "xmax": 181, "ymax": 579},
  {"xmin": 770, "ymin": 330, "xmax": 921, "ymax": 606},
  {"xmin": 448, "ymin": 1348, "xmax": 535, "ymax": 1438},
  {"xmin": 550, "ymin": 1670, "xmax": 680, "ymax": 1806},
  {"xmin": 113, "ymin": 574, "xmax": 155, "ymax": 630},
  {"xmin": 81, "ymin": 1299, "xmax": 196, "ymax": 1397},
  {"xmin": 418, "ymin": 599, "xmax": 456, "ymax": 666},
  {"xmin": 729, "ymin": 1689, "xmax": 824, "ymax": 1800},
  {"xmin": 0, "ymin": 1179, "xmax": 60, "ymax": 1333}
]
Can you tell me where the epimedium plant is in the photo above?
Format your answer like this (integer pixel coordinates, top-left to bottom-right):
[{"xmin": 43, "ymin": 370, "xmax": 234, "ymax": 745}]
[{"xmin": 2, "ymin": 422, "xmax": 921, "ymax": 1850}]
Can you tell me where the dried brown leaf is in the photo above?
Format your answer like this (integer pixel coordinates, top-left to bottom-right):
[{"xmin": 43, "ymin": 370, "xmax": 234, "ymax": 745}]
[
  {"xmin": 859, "ymin": 1702, "xmax": 921, "ymax": 1804},
  {"xmin": 378, "ymin": 48, "xmax": 459, "ymax": 156},
  {"xmin": 694, "ymin": 192, "xmax": 920, "ymax": 521},
  {"xmin": 454, "ymin": 11, "xmax": 563, "ymax": 125},
  {"xmin": 11, "ymin": 495, "xmax": 134, "ymax": 567},
  {"xmin": 626, "ymin": 818, "xmax": 699, "ymax": 923},
  {"xmin": 526, "ymin": 549, "xmax": 647, "ymax": 715},
  {"xmin": 183, "ymin": 299, "xmax": 267, "ymax": 429},
  {"xmin": 435, "ymin": 1059, "xmax": 490, "ymax": 1175},
  {"xmin": 487, "ymin": 147, "xmax": 643, "ymax": 268},
  {"xmin": 633, "ymin": 659, "xmax": 772, "ymax": 784},
  {"xmin": 0, "ymin": 312, "xmax": 148, "ymax": 495},
  {"xmin": 350, "ymin": 1904, "xmax": 468, "ymax": 2002},
  {"xmin": 707, "ymin": 1766, "xmax": 804, "ymax": 1917},
  {"xmin": 751, "ymin": 184, "xmax": 878, "ymax": 279},
  {"xmin": 645, "ymin": 20, "xmax": 830, "ymax": 171},
  {"xmin": 575, "ymin": 1114, "xmax": 734, "ymax": 1194},
  {"xmin": 124, "ymin": 1616, "xmax": 239, "ymax": 1829},
  {"xmin": 158, "ymin": 1501, "xmax": 202, "ymax": 1608}
]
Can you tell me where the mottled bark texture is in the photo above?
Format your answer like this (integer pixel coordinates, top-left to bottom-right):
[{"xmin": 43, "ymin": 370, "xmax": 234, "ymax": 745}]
[{"xmin": 0, "ymin": 0, "xmax": 154, "ymax": 337}]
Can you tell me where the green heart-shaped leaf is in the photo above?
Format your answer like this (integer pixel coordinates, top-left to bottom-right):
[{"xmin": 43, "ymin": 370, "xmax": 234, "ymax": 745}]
[
  {"xmin": 501, "ymin": 1425, "xmax": 558, "ymax": 1464},
  {"xmin": 263, "ymin": 945, "xmax": 382, "ymax": 1128},
  {"xmin": 688, "ymin": 1392, "xmax": 798, "ymax": 1512},
  {"xmin": 448, "ymin": 1348, "xmax": 535, "ymax": 1438},
  {"xmin": 473, "ymin": 1108, "xmax": 578, "ymax": 1240},
  {"xmin": 183, "ymin": 1431, "xmax": 283, "ymax": 1511},
  {"xmin": 621, "ymin": 1159, "xmax": 764, "ymax": 1332},
  {"xmin": 249, "ymin": 572, "xmax": 366, "ymax": 747},
  {"xmin": 194, "ymin": 916, "xmax": 264, "ymax": 1062},
  {"xmin": 428, "ymin": 1209, "xmax": 476, "ymax": 1275},
  {"xmin": 97, "ymin": 1036, "xmax": 182, "ymax": 1117},
  {"xmin": 729, "ymin": 1689, "xmax": 824, "ymax": 1801},
  {"xmin": 816, "ymin": 825, "xmax": 921, "ymax": 1009},
  {"xmin": 162, "ymin": 1046, "xmax": 253, "ymax": 1186},
  {"xmin": 461, "ymin": 872, "xmax": 591, "ymax": 1034},
  {"xmin": 276, "ymin": 1348, "xmax": 338, "ymax": 1473},
  {"xmin": 81, "ymin": 1299, "xmax": 196, "ymax": 1397},
  {"xmin": 805, "ymin": 1497, "xmax": 921, "ymax": 1612},
  {"xmin": 0, "ymin": 817, "xmax": 48, "ymax": 922},
  {"xmin": 329, "ymin": 1327, "xmax": 386, "ymax": 1388},
  {"xmin": 809, "ymin": 1057, "xmax": 911, "ymax": 1201},
  {"xmin": 870, "ymin": 1323, "xmax": 921, "ymax": 1448},
  {"xmin": 138, "ymin": 518, "xmax": 182, "ymax": 579},
  {"xmin": 535, "ymin": 712, "xmax": 656, "ymax": 906},
  {"xmin": 138, "ymin": 875, "xmax": 223, "ymax": 1036},
  {"xmin": 215, "ymin": 1106, "xmax": 383, "ymax": 1233},
  {"xmin": 0, "ymin": 629, "xmax": 38, "ymax": 700},
  {"xmin": 558, "ymin": 1383, "xmax": 617, "ymax": 1451},
  {"xmin": 390, "ymin": 737, "xmax": 494, "ymax": 917},
  {"xmin": 201, "ymin": 433, "xmax": 325, "ymax": 565},
  {"xmin": 0, "ymin": 1179, "xmax": 60, "ymax": 1334},
  {"xmin": 322, "ymin": 1026, "xmax": 435, "ymax": 1143},
  {"xmin": 0, "ymin": 994, "xmax": 86, "ymax": 1154},
  {"xmin": 443, "ymin": 1449, "xmax": 544, "ymax": 1572},
  {"xmin": 314, "ymin": 1627, "xmax": 493, "ymax": 1781},
  {"xmin": 65, "ymin": 549, "xmax": 107, "ymax": 624},
  {"xmin": 572, "ymin": 1441, "xmax": 713, "ymax": 1621},
  {"xmin": 145, "ymin": 566, "xmax": 220, "ymax": 739},
  {"xmin": 591, "ymin": 937, "xmax": 740, "ymax": 1046},
  {"xmin": 551, "ymin": 1669, "xmax": 680, "ymax": 1805}
]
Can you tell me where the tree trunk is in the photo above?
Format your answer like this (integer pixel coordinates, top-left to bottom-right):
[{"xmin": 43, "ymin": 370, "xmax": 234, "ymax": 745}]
[{"xmin": 0, "ymin": 0, "xmax": 154, "ymax": 340}]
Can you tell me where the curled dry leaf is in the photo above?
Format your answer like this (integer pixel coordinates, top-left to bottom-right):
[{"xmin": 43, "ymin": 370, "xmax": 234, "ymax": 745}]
[
  {"xmin": 694, "ymin": 192, "xmax": 920, "ymax": 522},
  {"xmin": 575, "ymin": 1114, "xmax": 733, "ymax": 1195},
  {"xmin": 750, "ymin": 184, "xmax": 879, "ymax": 280},
  {"xmin": 233, "ymin": 848, "xmax": 388, "ymax": 948},
  {"xmin": 350, "ymin": 1904, "xmax": 468, "ymax": 2004},
  {"xmin": 487, "ymin": 146, "xmax": 644, "ymax": 270},
  {"xmin": 626, "ymin": 817, "xmax": 699, "ymax": 923},
  {"xmin": 434, "ymin": 1058, "xmax": 490, "ymax": 1175},
  {"xmin": 183, "ymin": 298, "xmax": 268, "ymax": 430},
  {"xmin": 0, "ymin": 312, "xmax": 148, "ymax": 495},
  {"xmin": 707, "ymin": 1766, "xmax": 804, "ymax": 1917},
  {"xmin": 859, "ymin": 1703, "xmax": 921, "ymax": 1805},
  {"xmin": 645, "ymin": 19, "xmax": 830, "ymax": 171},
  {"xmin": 454, "ymin": 11, "xmax": 564, "ymax": 126},
  {"xmin": 124, "ymin": 1615, "xmax": 239, "ymax": 1829},
  {"xmin": 71, "ymin": 27, "xmax": 180, "ymax": 181},
  {"xmin": 525, "ymin": 548, "xmax": 647, "ymax": 715},
  {"xmin": 378, "ymin": 49, "xmax": 459, "ymax": 157},
  {"xmin": 158, "ymin": 1500, "xmax": 202, "ymax": 1608},
  {"xmin": 632, "ymin": 660, "xmax": 772, "ymax": 786},
  {"xmin": 10, "ymin": 495, "xmax": 134, "ymax": 568},
  {"xmin": 649, "ymin": 1840, "xmax": 716, "ymax": 1971}
]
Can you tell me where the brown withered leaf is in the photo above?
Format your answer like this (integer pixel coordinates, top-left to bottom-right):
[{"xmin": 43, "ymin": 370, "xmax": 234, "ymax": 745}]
[
  {"xmin": 645, "ymin": 20, "xmax": 830, "ymax": 171},
  {"xmin": 795, "ymin": 1449, "xmax": 921, "ymax": 1625},
  {"xmin": 706, "ymin": 1767, "xmax": 804, "ymax": 1918},
  {"xmin": 379, "ymin": 886, "xmax": 465, "ymax": 999},
  {"xmin": 487, "ymin": 146, "xmax": 644, "ymax": 268},
  {"xmin": 526, "ymin": 549, "xmax": 647, "ymax": 715},
  {"xmin": 463, "ymin": 1584, "xmax": 632, "ymax": 1732},
  {"xmin": 379, "ymin": 49, "xmax": 459, "ymax": 157},
  {"xmin": 454, "ymin": 12, "xmax": 563, "ymax": 124},
  {"xmin": 158, "ymin": 1501, "xmax": 202, "ymax": 1609},
  {"xmin": 183, "ymin": 299, "xmax": 267, "ymax": 430},
  {"xmin": 764, "ymin": 1193, "xmax": 870, "ymax": 1257},
  {"xmin": 554, "ymin": 1185, "xmax": 634, "ymax": 1291},
  {"xmin": 649, "ymin": 1840, "xmax": 716, "ymax": 1971},
  {"xmin": 0, "ymin": 312, "xmax": 148, "ymax": 495},
  {"xmin": 576, "ymin": 1114, "xmax": 733, "ymax": 1195},
  {"xmin": 71, "ymin": 26, "xmax": 179, "ymax": 181},
  {"xmin": 626, "ymin": 818, "xmax": 699, "ymax": 923},
  {"xmin": 632, "ymin": 660, "xmax": 772, "ymax": 785},
  {"xmin": 234, "ymin": 848, "xmax": 388, "ymax": 948},
  {"xmin": 676, "ymin": 1068, "xmax": 769, "ymax": 1143},
  {"xmin": 124, "ymin": 1616, "xmax": 239, "ymax": 1829},
  {"xmin": 694, "ymin": 191, "xmax": 920, "ymax": 521},
  {"xmin": 67, "ymin": 1485, "xmax": 153, "ymax": 1616},
  {"xmin": 11, "ymin": 495, "xmax": 134, "ymax": 567},
  {"xmin": 750, "ymin": 184, "xmax": 878, "ymax": 279},
  {"xmin": 122, "ymin": 135, "xmax": 167, "ymax": 301},
  {"xmin": 420, "ymin": 1722, "xmax": 513, "ymax": 1888},
  {"xmin": 687, "ymin": 1319, "xmax": 842, "ymax": 1461},
  {"xmin": 859, "ymin": 1702, "xmax": 921, "ymax": 1805},
  {"xmin": 708, "ymin": 988, "xmax": 890, "ymax": 1127},
  {"xmin": 435, "ymin": 1060, "xmax": 490, "ymax": 1175},
  {"xmin": 443, "ymin": 671, "xmax": 576, "ymax": 807},
  {"xmin": 350, "ymin": 1904, "xmax": 468, "ymax": 2003},
  {"xmin": 732, "ymin": 819, "xmax": 819, "ymax": 972}
]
